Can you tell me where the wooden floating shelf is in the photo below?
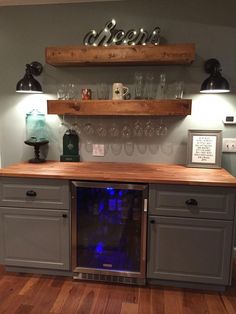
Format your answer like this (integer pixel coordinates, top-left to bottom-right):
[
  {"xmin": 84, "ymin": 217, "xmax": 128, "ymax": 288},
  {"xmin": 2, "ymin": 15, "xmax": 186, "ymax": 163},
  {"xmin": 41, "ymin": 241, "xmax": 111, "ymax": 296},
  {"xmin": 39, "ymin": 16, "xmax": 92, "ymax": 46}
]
[
  {"xmin": 45, "ymin": 43, "xmax": 195, "ymax": 66},
  {"xmin": 47, "ymin": 99, "xmax": 192, "ymax": 116}
]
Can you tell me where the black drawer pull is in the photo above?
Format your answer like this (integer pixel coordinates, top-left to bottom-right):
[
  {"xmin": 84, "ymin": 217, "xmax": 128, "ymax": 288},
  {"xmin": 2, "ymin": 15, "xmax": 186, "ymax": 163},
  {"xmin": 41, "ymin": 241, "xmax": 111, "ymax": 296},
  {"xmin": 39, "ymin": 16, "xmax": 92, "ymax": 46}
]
[
  {"xmin": 185, "ymin": 198, "xmax": 198, "ymax": 206},
  {"xmin": 150, "ymin": 220, "xmax": 155, "ymax": 224},
  {"xmin": 62, "ymin": 214, "xmax": 68, "ymax": 218},
  {"xmin": 26, "ymin": 190, "xmax": 37, "ymax": 197}
]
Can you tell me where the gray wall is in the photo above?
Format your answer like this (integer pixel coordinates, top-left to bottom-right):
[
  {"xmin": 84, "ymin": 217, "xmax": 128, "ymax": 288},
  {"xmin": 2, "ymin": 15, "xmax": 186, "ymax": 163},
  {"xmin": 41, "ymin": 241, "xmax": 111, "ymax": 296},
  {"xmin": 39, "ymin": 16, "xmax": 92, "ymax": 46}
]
[{"xmin": 0, "ymin": 0, "xmax": 236, "ymax": 177}]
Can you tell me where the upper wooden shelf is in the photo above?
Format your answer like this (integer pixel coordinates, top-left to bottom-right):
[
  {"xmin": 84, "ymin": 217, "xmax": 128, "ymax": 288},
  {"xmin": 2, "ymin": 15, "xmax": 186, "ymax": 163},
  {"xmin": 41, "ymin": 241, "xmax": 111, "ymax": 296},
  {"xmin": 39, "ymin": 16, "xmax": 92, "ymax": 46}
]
[
  {"xmin": 45, "ymin": 43, "xmax": 195, "ymax": 66},
  {"xmin": 47, "ymin": 99, "xmax": 192, "ymax": 116}
]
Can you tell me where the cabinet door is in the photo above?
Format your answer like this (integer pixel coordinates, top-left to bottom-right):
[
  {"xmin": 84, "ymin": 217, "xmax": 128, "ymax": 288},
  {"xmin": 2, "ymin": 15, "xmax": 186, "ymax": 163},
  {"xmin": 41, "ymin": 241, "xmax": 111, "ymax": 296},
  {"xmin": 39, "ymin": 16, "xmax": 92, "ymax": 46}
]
[
  {"xmin": 0, "ymin": 207, "xmax": 70, "ymax": 270},
  {"xmin": 147, "ymin": 216, "xmax": 233, "ymax": 285}
]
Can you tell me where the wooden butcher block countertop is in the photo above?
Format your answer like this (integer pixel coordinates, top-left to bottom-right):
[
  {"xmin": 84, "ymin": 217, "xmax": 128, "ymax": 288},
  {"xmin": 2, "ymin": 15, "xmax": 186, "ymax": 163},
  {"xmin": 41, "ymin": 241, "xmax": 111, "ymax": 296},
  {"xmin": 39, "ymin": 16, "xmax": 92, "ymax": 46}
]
[{"xmin": 1, "ymin": 161, "xmax": 236, "ymax": 187}]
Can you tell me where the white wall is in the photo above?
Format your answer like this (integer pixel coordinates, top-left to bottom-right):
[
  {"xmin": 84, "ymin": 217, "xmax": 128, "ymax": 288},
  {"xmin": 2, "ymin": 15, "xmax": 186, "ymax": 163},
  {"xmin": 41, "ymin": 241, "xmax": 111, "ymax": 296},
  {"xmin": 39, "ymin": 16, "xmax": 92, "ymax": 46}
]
[{"xmin": 0, "ymin": 1, "xmax": 236, "ymax": 176}]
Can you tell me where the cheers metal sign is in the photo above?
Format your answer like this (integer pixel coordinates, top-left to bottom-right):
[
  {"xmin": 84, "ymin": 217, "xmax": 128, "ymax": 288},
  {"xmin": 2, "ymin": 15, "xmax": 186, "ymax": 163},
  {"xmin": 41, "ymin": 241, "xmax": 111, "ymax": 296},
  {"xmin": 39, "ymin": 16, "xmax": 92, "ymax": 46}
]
[{"xmin": 83, "ymin": 19, "xmax": 161, "ymax": 47}]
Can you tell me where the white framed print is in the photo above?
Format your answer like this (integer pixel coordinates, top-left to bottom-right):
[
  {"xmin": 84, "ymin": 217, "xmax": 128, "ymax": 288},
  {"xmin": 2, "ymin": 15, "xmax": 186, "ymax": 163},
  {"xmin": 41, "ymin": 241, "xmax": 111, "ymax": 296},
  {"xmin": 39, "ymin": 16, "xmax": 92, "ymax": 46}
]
[{"xmin": 186, "ymin": 130, "xmax": 222, "ymax": 168}]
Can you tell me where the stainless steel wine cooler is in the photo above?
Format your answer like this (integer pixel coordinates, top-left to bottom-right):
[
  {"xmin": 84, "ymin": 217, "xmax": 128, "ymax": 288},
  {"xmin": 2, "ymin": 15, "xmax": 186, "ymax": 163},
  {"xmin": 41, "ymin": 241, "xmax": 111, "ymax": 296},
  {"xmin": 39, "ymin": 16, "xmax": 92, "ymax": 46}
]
[{"xmin": 71, "ymin": 181, "xmax": 148, "ymax": 285}]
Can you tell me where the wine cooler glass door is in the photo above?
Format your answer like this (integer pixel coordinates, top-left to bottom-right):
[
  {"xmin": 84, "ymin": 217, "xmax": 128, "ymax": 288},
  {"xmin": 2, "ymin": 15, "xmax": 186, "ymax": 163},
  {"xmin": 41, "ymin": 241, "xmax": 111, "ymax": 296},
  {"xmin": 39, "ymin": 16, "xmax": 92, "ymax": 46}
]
[{"xmin": 71, "ymin": 181, "xmax": 148, "ymax": 279}]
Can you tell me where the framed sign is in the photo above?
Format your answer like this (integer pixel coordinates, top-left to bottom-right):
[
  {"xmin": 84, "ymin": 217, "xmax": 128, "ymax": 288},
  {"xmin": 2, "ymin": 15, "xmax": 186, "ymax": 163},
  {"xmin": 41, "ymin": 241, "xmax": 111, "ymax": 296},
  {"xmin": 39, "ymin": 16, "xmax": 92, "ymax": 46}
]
[{"xmin": 186, "ymin": 130, "xmax": 222, "ymax": 168}]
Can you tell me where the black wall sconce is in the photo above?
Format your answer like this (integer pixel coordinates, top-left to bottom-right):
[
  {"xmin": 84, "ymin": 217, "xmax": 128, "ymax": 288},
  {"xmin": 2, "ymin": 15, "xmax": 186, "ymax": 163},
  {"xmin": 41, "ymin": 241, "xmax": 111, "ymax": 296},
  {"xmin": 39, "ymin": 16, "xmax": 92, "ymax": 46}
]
[
  {"xmin": 16, "ymin": 61, "xmax": 43, "ymax": 93},
  {"xmin": 200, "ymin": 58, "xmax": 230, "ymax": 94}
]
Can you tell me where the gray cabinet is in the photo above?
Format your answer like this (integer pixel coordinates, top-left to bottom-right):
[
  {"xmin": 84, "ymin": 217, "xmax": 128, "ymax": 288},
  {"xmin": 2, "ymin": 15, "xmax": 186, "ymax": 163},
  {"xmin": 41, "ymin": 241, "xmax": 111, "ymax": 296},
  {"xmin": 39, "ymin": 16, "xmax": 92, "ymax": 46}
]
[
  {"xmin": 0, "ymin": 177, "xmax": 70, "ymax": 270},
  {"xmin": 0, "ymin": 207, "xmax": 70, "ymax": 269},
  {"xmin": 147, "ymin": 184, "xmax": 236, "ymax": 288}
]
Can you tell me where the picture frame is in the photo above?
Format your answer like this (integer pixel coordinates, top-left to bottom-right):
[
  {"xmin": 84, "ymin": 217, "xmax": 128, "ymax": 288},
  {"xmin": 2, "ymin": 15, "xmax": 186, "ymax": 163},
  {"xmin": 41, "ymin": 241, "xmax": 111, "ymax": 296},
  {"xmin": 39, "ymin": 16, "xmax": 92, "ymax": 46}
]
[{"xmin": 186, "ymin": 130, "xmax": 222, "ymax": 168}]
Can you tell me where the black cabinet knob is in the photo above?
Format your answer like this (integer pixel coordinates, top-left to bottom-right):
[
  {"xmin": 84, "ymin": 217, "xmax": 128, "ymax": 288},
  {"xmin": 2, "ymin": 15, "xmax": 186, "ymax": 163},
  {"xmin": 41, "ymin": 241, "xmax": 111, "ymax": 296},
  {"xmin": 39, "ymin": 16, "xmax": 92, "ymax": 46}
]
[
  {"xmin": 26, "ymin": 190, "xmax": 37, "ymax": 197},
  {"xmin": 62, "ymin": 214, "xmax": 68, "ymax": 218},
  {"xmin": 185, "ymin": 198, "xmax": 198, "ymax": 206},
  {"xmin": 150, "ymin": 220, "xmax": 155, "ymax": 224}
]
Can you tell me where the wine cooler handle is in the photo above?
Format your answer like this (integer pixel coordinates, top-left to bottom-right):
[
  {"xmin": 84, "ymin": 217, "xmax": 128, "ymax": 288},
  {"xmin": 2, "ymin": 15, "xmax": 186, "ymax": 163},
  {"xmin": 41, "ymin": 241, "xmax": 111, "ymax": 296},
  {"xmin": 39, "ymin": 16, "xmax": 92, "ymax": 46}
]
[{"xmin": 144, "ymin": 198, "xmax": 148, "ymax": 212}]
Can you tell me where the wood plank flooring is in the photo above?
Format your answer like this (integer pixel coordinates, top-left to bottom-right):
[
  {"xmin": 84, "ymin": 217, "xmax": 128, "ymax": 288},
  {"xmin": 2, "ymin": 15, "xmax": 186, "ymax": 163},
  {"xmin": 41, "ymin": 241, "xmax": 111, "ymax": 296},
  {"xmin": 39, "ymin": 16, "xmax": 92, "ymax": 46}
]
[{"xmin": 1, "ymin": 264, "xmax": 236, "ymax": 314}]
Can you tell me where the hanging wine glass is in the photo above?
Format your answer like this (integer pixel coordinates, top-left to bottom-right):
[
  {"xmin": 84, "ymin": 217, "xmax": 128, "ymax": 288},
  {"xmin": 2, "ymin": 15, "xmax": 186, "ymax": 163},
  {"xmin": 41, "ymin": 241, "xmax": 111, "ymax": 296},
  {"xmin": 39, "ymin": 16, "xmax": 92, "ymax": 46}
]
[
  {"xmin": 59, "ymin": 116, "xmax": 70, "ymax": 135},
  {"xmin": 159, "ymin": 119, "xmax": 168, "ymax": 136},
  {"xmin": 85, "ymin": 141, "xmax": 93, "ymax": 153},
  {"xmin": 124, "ymin": 141, "xmax": 134, "ymax": 156},
  {"xmin": 73, "ymin": 122, "xmax": 82, "ymax": 136},
  {"xmin": 111, "ymin": 143, "xmax": 122, "ymax": 155},
  {"xmin": 133, "ymin": 120, "xmax": 144, "ymax": 137},
  {"xmin": 149, "ymin": 143, "xmax": 159, "ymax": 154},
  {"xmin": 70, "ymin": 117, "xmax": 81, "ymax": 136},
  {"xmin": 121, "ymin": 125, "xmax": 132, "ymax": 139},
  {"xmin": 137, "ymin": 143, "xmax": 147, "ymax": 154},
  {"xmin": 83, "ymin": 123, "xmax": 95, "ymax": 137},
  {"xmin": 108, "ymin": 123, "xmax": 120, "ymax": 137},
  {"xmin": 104, "ymin": 144, "xmax": 109, "ymax": 155},
  {"xmin": 144, "ymin": 121, "xmax": 155, "ymax": 137},
  {"xmin": 96, "ymin": 124, "xmax": 107, "ymax": 137}
]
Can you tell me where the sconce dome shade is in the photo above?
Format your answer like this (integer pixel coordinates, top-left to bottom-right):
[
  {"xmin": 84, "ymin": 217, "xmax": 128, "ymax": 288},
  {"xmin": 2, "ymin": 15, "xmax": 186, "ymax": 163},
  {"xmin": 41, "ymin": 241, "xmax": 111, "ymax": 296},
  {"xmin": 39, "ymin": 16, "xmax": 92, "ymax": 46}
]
[
  {"xmin": 16, "ymin": 74, "xmax": 43, "ymax": 93},
  {"xmin": 16, "ymin": 61, "xmax": 43, "ymax": 94},
  {"xmin": 200, "ymin": 73, "xmax": 230, "ymax": 93},
  {"xmin": 200, "ymin": 58, "xmax": 230, "ymax": 94}
]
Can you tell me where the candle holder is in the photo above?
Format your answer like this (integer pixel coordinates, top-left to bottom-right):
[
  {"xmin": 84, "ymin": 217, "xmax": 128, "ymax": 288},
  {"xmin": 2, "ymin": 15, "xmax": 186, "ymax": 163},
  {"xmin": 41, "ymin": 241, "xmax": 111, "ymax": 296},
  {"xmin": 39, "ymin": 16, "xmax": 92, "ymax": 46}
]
[{"xmin": 24, "ymin": 139, "xmax": 49, "ymax": 163}]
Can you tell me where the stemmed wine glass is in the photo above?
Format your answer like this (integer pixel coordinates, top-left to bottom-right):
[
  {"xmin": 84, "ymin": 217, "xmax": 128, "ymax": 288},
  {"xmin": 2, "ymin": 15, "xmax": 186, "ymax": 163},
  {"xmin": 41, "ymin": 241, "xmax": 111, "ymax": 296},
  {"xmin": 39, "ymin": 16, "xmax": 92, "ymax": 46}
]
[{"xmin": 156, "ymin": 119, "xmax": 168, "ymax": 136}]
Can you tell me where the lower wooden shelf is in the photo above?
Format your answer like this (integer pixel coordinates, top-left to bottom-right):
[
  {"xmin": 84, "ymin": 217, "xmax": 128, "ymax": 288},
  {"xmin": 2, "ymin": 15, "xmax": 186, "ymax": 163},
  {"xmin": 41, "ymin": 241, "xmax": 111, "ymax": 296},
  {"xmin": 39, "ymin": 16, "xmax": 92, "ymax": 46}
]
[{"xmin": 47, "ymin": 99, "xmax": 192, "ymax": 116}]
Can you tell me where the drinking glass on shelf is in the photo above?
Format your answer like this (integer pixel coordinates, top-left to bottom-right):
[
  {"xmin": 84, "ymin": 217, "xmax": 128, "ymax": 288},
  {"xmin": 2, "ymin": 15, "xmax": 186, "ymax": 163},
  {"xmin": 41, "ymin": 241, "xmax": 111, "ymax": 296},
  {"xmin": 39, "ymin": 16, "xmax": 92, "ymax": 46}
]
[
  {"xmin": 67, "ymin": 83, "xmax": 78, "ymax": 99},
  {"xmin": 156, "ymin": 73, "xmax": 167, "ymax": 99},
  {"xmin": 175, "ymin": 81, "xmax": 184, "ymax": 99},
  {"xmin": 143, "ymin": 72, "xmax": 155, "ymax": 99},
  {"xmin": 134, "ymin": 72, "xmax": 144, "ymax": 99},
  {"xmin": 57, "ymin": 84, "xmax": 67, "ymax": 100}
]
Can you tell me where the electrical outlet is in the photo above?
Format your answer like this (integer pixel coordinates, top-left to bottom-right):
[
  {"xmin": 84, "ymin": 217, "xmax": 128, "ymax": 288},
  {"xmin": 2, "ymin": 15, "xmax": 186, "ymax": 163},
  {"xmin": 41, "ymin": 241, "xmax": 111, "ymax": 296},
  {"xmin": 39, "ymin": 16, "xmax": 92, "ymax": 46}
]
[
  {"xmin": 92, "ymin": 144, "xmax": 105, "ymax": 156},
  {"xmin": 222, "ymin": 138, "xmax": 236, "ymax": 153}
]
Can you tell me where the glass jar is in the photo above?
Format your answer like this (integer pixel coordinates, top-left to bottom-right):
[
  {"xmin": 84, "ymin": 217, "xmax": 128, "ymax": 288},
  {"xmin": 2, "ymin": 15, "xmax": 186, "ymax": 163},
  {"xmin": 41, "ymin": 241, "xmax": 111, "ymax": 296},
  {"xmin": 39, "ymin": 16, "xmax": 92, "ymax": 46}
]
[{"xmin": 25, "ymin": 109, "xmax": 48, "ymax": 143}]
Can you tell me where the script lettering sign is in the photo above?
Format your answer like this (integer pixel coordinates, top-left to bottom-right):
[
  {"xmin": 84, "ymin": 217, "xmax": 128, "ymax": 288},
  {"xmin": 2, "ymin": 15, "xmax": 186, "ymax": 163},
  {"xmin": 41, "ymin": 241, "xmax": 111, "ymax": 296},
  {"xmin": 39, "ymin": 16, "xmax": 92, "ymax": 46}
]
[{"xmin": 83, "ymin": 19, "xmax": 161, "ymax": 46}]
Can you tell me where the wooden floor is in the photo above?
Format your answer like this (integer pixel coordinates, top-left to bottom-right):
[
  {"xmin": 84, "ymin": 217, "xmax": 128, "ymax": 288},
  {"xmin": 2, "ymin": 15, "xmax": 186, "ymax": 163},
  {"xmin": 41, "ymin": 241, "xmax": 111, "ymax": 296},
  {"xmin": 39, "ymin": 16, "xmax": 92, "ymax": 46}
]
[{"xmin": 1, "ymin": 265, "xmax": 236, "ymax": 314}]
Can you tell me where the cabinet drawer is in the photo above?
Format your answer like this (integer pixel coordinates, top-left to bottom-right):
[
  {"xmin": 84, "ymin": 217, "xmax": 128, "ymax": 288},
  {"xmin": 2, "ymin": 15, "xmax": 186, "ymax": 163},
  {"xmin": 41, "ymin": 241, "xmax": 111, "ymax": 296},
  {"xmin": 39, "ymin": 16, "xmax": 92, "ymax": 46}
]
[
  {"xmin": 149, "ymin": 184, "xmax": 236, "ymax": 220},
  {"xmin": 0, "ymin": 177, "xmax": 69, "ymax": 209}
]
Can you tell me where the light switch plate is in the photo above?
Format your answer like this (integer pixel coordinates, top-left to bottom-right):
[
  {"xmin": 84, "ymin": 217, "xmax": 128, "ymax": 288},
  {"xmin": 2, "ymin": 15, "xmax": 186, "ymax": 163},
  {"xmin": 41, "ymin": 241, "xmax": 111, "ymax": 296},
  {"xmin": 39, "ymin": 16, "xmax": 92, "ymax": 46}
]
[{"xmin": 222, "ymin": 138, "xmax": 236, "ymax": 152}]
